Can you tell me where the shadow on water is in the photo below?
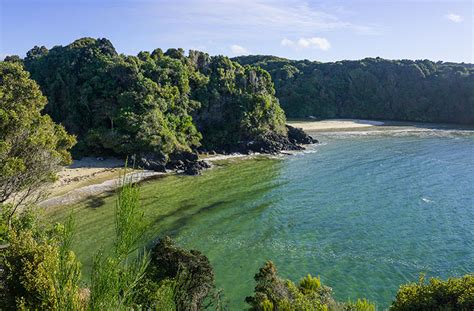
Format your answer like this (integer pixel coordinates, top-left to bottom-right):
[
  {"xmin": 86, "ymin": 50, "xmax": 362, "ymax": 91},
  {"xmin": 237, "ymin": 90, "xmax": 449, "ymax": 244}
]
[
  {"xmin": 144, "ymin": 179, "xmax": 285, "ymax": 239},
  {"xmin": 144, "ymin": 200, "xmax": 231, "ymax": 246},
  {"xmin": 84, "ymin": 196, "xmax": 107, "ymax": 208}
]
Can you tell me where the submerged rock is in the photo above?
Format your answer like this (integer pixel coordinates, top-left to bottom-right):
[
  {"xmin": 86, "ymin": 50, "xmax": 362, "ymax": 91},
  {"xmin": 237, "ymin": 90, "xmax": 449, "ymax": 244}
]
[{"xmin": 184, "ymin": 160, "xmax": 211, "ymax": 175}]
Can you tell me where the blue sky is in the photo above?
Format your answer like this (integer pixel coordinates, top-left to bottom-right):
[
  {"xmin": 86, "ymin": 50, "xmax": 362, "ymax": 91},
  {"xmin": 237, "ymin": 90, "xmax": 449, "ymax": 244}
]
[{"xmin": 1, "ymin": 0, "xmax": 472, "ymax": 62}]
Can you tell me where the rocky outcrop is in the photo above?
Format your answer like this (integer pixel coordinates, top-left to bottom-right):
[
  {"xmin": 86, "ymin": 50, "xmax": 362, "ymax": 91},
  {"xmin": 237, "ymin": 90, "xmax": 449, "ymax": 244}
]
[
  {"xmin": 244, "ymin": 126, "xmax": 317, "ymax": 154},
  {"xmin": 245, "ymin": 131, "xmax": 303, "ymax": 154},
  {"xmin": 137, "ymin": 151, "xmax": 210, "ymax": 175},
  {"xmin": 138, "ymin": 126, "xmax": 316, "ymax": 174},
  {"xmin": 136, "ymin": 152, "xmax": 167, "ymax": 172},
  {"xmin": 286, "ymin": 125, "xmax": 318, "ymax": 144},
  {"xmin": 166, "ymin": 151, "xmax": 210, "ymax": 175}
]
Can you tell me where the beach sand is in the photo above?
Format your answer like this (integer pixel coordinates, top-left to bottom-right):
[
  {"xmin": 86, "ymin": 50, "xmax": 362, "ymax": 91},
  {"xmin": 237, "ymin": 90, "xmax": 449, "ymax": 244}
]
[
  {"xmin": 48, "ymin": 157, "xmax": 125, "ymax": 198},
  {"xmin": 41, "ymin": 154, "xmax": 252, "ymax": 208},
  {"xmin": 41, "ymin": 120, "xmax": 387, "ymax": 207},
  {"xmin": 288, "ymin": 119, "xmax": 384, "ymax": 131}
]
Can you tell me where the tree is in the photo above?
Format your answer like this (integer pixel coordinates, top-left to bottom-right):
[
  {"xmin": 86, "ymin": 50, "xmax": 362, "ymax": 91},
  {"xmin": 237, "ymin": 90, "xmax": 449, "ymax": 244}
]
[
  {"xmin": 246, "ymin": 261, "xmax": 376, "ymax": 311},
  {"xmin": 391, "ymin": 274, "xmax": 474, "ymax": 310},
  {"xmin": 0, "ymin": 62, "xmax": 75, "ymax": 220},
  {"xmin": 234, "ymin": 55, "xmax": 474, "ymax": 125},
  {"xmin": 23, "ymin": 38, "xmax": 294, "ymax": 159},
  {"xmin": 2, "ymin": 215, "xmax": 83, "ymax": 310}
]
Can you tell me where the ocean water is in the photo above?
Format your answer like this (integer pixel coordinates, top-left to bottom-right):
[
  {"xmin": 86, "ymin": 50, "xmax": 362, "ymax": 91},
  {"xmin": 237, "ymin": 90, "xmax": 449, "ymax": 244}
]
[
  {"xmin": 168, "ymin": 128, "xmax": 474, "ymax": 309},
  {"xmin": 54, "ymin": 127, "xmax": 474, "ymax": 310}
]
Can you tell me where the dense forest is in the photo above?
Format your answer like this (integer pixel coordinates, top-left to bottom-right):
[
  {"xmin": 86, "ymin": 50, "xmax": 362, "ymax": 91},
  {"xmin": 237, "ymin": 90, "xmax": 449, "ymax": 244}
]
[
  {"xmin": 3, "ymin": 38, "xmax": 312, "ymax": 173},
  {"xmin": 234, "ymin": 55, "xmax": 474, "ymax": 124}
]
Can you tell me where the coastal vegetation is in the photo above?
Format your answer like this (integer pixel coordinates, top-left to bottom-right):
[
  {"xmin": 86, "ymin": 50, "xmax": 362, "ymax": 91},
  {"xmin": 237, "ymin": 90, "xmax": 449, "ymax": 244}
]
[
  {"xmin": 11, "ymin": 38, "xmax": 307, "ymax": 169},
  {"xmin": 234, "ymin": 55, "xmax": 474, "ymax": 124},
  {"xmin": 1, "ymin": 39, "xmax": 473, "ymax": 310},
  {"xmin": 0, "ymin": 62, "xmax": 75, "ymax": 224}
]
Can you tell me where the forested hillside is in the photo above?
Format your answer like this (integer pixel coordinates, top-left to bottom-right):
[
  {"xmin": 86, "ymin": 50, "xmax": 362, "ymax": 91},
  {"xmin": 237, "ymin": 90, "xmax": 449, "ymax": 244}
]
[
  {"xmin": 6, "ymin": 38, "xmax": 308, "ymax": 167},
  {"xmin": 234, "ymin": 56, "xmax": 474, "ymax": 124}
]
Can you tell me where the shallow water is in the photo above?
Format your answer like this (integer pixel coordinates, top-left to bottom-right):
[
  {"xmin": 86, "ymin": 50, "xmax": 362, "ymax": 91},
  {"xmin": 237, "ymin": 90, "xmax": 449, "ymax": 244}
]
[{"xmin": 51, "ymin": 127, "xmax": 474, "ymax": 309}]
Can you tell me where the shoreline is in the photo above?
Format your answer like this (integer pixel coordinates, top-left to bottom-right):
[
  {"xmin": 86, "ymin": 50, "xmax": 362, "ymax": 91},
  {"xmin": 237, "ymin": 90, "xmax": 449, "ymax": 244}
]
[
  {"xmin": 41, "ymin": 119, "xmax": 473, "ymax": 209},
  {"xmin": 288, "ymin": 119, "xmax": 384, "ymax": 131},
  {"xmin": 288, "ymin": 118, "xmax": 474, "ymax": 133},
  {"xmin": 40, "ymin": 153, "xmax": 277, "ymax": 209}
]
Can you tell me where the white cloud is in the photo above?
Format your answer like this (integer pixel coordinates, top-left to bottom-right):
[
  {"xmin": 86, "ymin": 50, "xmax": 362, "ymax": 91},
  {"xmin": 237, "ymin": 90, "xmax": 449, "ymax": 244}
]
[
  {"xmin": 150, "ymin": 0, "xmax": 379, "ymax": 37},
  {"xmin": 230, "ymin": 44, "xmax": 249, "ymax": 55},
  {"xmin": 281, "ymin": 37, "xmax": 331, "ymax": 51},
  {"xmin": 280, "ymin": 38, "xmax": 294, "ymax": 47},
  {"xmin": 445, "ymin": 13, "xmax": 463, "ymax": 23}
]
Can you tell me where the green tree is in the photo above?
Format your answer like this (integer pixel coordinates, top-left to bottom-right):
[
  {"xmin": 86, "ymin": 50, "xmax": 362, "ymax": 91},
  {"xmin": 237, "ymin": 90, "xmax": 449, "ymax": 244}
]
[
  {"xmin": 391, "ymin": 274, "xmax": 474, "ymax": 310},
  {"xmin": 0, "ymin": 62, "xmax": 75, "ymax": 221},
  {"xmin": 246, "ymin": 261, "xmax": 376, "ymax": 311},
  {"xmin": 234, "ymin": 55, "xmax": 474, "ymax": 124},
  {"xmin": 1, "ymin": 209, "xmax": 83, "ymax": 310}
]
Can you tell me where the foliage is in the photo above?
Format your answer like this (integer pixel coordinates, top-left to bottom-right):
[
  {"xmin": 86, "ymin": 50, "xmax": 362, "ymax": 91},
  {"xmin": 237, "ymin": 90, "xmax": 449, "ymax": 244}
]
[
  {"xmin": 23, "ymin": 38, "xmax": 201, "ymax": 158},
  {"xmin": 234, "ymin": 55, "xmax": 474, "ymax": 124},
  {"xmin": 88, "ymin": 171, "xmax": 149, "ymax": 310},
  {"xmin": 391, "ymin": 274, "xmax": 474, "ymax": 310},
  {"xmin": 23, "ymin": 38, "xmax": 288, "ymax": 158},
  {"xmin": 137, "ymin": 236, "xmax": 217, "ymax": 310},
  {"xmin": 1, "ymin": 211, "xmax": 83, "ymax": 310},
  {"xmin": 345, "ymin": 299, "xmax": 376, "ymax": 311},
  {"xmin": 190, "ymin": 52, "xmax": 287, "ymax": 151},
  {"xmin": 0, "ymin": 170, "xmax": 186, "ymax": 311},
  {"xmin": 0, "ymin": 62, "xmax": 75, "ymax": 215},
  {"xmin": 246, "ymin": 261, "xmax": 376, "ymax": 311}
]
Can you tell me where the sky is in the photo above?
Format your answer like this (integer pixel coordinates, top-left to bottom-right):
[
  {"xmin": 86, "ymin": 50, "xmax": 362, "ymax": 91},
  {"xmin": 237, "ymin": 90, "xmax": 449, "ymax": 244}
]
[{"xmin": 1, "ymin": 0, "xmax": 473, "ymax": 63}]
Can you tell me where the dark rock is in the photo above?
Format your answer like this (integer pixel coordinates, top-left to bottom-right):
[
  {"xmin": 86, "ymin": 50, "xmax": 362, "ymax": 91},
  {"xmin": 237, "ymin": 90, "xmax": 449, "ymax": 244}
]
[
  {"xmin": 136, "ymin": 152, "xmax": 167, "ymax": 172},
  {"xmin": 184, "ymin": 160, "xmax": 210, "ymax": 175},
  {"xmin": 246, "ymin": 131, "xmax": 303, "ymax": 154},
  {"xmin": 286, "ymin": 125, "xmax": 318, "ymax": 144},
  {"xmin": 169, "ymin": 150, "xmax": 199, "ymax": 162}
]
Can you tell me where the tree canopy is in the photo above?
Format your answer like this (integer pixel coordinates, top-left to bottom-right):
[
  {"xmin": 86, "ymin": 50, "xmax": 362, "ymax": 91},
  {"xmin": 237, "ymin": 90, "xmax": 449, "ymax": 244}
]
[
  {"xmin": 20, "ymin": 38, "xmax": 289, "ymax": 159},
  {"xmin": 0, "ymin": 62, "xmax": 75, "ymax": 209},
  {"xmin": 234, "ymin": 55, "xmax": 474, "ymax": 124}
]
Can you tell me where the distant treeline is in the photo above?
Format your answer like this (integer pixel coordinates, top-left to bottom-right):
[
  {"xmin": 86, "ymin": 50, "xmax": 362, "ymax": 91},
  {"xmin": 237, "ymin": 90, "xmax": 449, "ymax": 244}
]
[
  {"xmin": 5, "ymin": 38, "xmax": 287, "ymax": 159},
  {"xmin": 234, "ymin": 55, "xmax": 474, "ymax": 124}
]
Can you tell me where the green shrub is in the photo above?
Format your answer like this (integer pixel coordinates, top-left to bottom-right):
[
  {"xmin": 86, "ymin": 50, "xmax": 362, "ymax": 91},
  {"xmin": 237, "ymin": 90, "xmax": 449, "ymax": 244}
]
[
  {"xmin": 88, "ymin": 171, "xmax": 149, "ymax": 309},
  {"xmin": 246, "ymin": 261, "xmax": 376, "ymax": 311},
  {"xmin": 345, "ymin": 299, "xmax": 376, "ymax": 311},
  {"xmin": 138, "ymin": 236, "xmax": 217, "ymax": 311},
  {"xmin": 1, "ymin": 214, "xmax": 83, "ymax": 310},
  {"xmin": 391, "ymin": 274, "xmax": 474, "ymax": 310}
]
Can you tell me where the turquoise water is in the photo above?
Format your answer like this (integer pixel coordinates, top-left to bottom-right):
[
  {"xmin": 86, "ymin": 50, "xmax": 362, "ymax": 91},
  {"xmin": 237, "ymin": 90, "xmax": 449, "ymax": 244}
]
[
  {"xmin": 58, "ymin": 127, "xmax": 474, "ymax": 309},
  {"xmin": 167, "ymin": 128, "xmax": 474, "ymax": 309}
]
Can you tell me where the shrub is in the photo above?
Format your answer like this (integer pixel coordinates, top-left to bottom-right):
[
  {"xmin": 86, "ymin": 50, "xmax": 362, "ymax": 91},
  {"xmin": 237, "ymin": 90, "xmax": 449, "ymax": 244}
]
[
  {"xmin": 391, "ymin": 274, "xmax": 474, "ymax": 310},
  {"xmin": 246, "ymin": 261, "xmax": 376, "ymax": 311},
  {"xmin": 139, "ymin": 236, "xmax": 216, "ymax": 311},
  {"xmin": 1, "ymin": 214, "xmax": 83, "ymax": 310}
]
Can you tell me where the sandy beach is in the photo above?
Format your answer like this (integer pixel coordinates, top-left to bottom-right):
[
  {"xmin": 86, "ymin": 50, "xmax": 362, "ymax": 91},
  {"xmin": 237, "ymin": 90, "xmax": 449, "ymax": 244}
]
[
  {"xmin": 42, "ymin": 119, "xmax": 386, "ymax": 207},
  {"xmin": 288, "ymin": 119, "xmax": 385, "ymax": 131},
  {"xmin": 41, "ymin": 154, "xmax": 253, "ymax": 208}
]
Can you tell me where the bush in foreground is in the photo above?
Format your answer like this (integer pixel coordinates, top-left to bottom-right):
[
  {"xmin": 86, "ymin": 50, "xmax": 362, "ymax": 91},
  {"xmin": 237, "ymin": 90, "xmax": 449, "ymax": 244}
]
[
  {"xmin": 391, "ymin": 274, "xmax": 474, "ymax": 310},
  {"xmin": 246, "ymin": 261, "xmax": 375, "ymax": 311}
]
